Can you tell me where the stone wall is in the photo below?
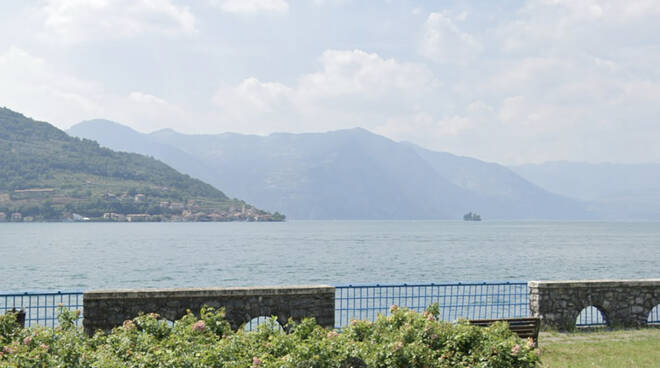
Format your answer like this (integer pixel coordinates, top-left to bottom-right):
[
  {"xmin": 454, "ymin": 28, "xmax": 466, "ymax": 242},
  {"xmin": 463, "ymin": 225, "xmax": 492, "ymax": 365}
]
[
  {"xmin": 83, "ymin": 285, "xmax": 335, "ymax": 335},
  {"xmin": 529, "ymin": 279, "xmax": 660, "ymax": 331}
]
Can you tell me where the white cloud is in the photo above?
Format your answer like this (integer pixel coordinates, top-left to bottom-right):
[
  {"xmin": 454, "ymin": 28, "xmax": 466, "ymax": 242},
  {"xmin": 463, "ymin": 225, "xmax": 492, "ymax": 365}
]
[
  {"xmin": 3, "ymin": 0, "xmax": 660, "ymax": 164},
  {"xmin": 298, "ymin": 49, "xmax": 433, "ymax": 99},
  {"xmin": 211, "ymin": 49, "xmax": 435, "ymax": 132},
  {"xmin": 537, "ymin": 0, "xmax": 660, "ymax": 22},
  {"xmin": 125, "ymin": 91, "xmax": 185, "ymax": 130},
  {"xmin": 377, "ymin": 112, "xmax": 472, "ymax": 141},
  {"xmin": 210, "ymin": 0, "xmax": 289, "ymax": 14},
  {"xmin": 206, "ymin": 25, "xmax": 660, "ymax": 163},
  {"xmin": 410, "ymin": 0, "xmax": 660, "ymax": 163},
  {"xmin": 129, "ymin": 91, "xmax": 167, "ymax": 105},
  {"xmin": 497, "ymin": 96, "xmax": 547, "ymax": 128},
  {"xmin": 0, "ymin": 47, "xmax": 185, "ymax": 132},
  {"xmin": 41, "ymin": 0, "xmax": 196, "ymax": 43},
  {"xmin": 420, "ymin": 12, "xmax": 482, "ymax": 64},
  {"xmin": 0, "ymin": 46, "xmax": 103, "ymax": 121},
  {"xmin": 498, "ymin": 0, "xmax": 660, "ymax": 55},
  {"xmin": 212, "ymin": 78, "xmax": 294, "ymax": 132},
  {"xmin": 215, "ymin": 77, "xmax": 292, "ymax": 113}
]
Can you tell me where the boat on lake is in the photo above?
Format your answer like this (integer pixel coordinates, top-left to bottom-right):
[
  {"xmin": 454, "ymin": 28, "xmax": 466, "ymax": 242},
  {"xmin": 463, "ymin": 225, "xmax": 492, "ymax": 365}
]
[{"xmin": 463, "ymin": 212, "xmax": 482, "ymax": 221}]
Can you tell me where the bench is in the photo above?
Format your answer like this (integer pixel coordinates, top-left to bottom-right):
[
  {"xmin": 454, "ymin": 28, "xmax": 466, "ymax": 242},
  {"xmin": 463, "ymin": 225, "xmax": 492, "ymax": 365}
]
[{"xmin": 469, "ymin": 317, "xmax": 540, "ymax": 344}]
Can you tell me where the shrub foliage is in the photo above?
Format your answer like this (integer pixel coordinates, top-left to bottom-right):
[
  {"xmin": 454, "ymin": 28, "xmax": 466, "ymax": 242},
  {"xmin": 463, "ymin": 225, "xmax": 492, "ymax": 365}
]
[{"xmin": 1, "ymin": 305, "xmax": 538, "ymax": 367}]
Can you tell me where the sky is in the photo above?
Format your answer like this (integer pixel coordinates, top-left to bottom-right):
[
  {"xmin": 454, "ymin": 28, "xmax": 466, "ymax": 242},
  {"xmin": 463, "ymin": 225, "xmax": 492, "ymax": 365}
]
[{"xmin": 1, "ymin": 0, "xmax": 659, "ymax": 165}]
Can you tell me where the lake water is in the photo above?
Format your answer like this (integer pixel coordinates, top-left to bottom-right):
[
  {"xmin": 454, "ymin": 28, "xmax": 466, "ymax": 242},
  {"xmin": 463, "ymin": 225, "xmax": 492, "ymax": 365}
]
[{"xmin": 1, "ymin": 221, "xmax": 658, "ymax": 292}]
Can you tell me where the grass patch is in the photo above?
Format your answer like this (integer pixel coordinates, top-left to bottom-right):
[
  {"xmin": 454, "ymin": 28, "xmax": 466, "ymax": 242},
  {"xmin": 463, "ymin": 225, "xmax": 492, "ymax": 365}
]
[{"xmin": 538, "ymin": 328, "xmax": 660, "ymax": 367}]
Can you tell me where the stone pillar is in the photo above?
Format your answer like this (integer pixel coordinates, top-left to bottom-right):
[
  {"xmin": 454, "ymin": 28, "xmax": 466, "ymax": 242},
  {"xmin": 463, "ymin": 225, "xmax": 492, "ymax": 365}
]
[
  {"xmin": 529, "ymin": 279, "xmax": 660, "ymax": 331},
  {"xmin": 83, "ymin": 285, "xmax": 335, "ymax": 335}
]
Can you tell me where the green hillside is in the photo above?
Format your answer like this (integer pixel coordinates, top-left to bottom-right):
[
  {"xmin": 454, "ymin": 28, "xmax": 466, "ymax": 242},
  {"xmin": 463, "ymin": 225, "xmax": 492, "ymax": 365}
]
[{"xmin": 0, "ymin": 107, "xmax": 284, "ymax": 222}]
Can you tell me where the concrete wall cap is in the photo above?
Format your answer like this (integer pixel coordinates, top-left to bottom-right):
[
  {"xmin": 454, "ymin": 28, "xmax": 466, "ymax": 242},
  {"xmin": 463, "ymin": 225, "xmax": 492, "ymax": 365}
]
[
  {"xmin": 84, "ymin": 285, "xmax": 335, "ymax": 300},
  {"xmin": 528, "ymin": 279, "xmax": 660, "ymax": 288}
]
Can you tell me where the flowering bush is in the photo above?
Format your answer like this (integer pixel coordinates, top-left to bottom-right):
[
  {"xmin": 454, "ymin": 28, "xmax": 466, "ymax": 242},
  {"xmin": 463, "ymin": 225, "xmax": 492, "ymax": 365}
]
[{"xmin": 0, "ymin": 304, "xmax": 538, "ymax": 367}]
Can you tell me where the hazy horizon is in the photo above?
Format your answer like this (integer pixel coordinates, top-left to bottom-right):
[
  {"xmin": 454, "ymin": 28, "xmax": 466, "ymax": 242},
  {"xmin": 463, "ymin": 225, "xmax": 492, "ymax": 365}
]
[
  {"xmin": 71, "ymin": 118, "xmax": 660, "ymax": 167},
  {"xmin": 2, "ymin": 1, "xmax": 660, "ymax": 165}
]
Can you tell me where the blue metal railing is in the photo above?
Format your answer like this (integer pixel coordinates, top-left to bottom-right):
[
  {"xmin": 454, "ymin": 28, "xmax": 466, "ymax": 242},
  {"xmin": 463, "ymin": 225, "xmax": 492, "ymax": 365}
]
[
  {"xmin": 0, "ymin": 291, "xmax": 83, "ymax": 328},
  {"xmin": 3, "ymin": 284, "xmax": 658, "ymax": 329},
  {"xmin": 647, "ymin": 305, "xmax": 660, "ymax": 325},
  {"xmin": 575, "ymin": 304, "xmax": 660, "ymax": 327},
  {"xmin": 575, "ymin": 306, "xmax": 607, "ymax": 328},
  {"xmin": 334, "ymin": 282, "xmax": 529, "ymax": 329}
]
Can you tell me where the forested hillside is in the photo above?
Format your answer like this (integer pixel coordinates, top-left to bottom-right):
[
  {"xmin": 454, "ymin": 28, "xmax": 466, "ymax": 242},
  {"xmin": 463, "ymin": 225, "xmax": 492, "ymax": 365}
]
[{"xmin": 0, "ymin": 107, "xmax": 283, "ymax": 222}]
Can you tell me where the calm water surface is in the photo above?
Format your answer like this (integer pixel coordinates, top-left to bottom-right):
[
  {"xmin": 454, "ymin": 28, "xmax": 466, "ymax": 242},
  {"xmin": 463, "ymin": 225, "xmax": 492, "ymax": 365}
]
[{"xmin": 1, "ymin": 221, "xmax": 658, "ymax": 291}]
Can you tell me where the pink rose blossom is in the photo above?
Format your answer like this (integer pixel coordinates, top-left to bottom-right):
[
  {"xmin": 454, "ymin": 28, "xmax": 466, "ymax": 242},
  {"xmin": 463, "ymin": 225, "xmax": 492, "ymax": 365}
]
[
  {"xmin": 192, "ymin": 320, "xmax": 206, "ymax": 332},
  {"xmin": 3, "ymin": 345, "xmax": 16, "ymax": 354},
  {"xmin": 422, "ymin": 311, "xmax": 435, "ymax": 320},
  {"xmin": 252, "ymin": 356, "xmax": 262, "ymax": 367},
  {"xmin": 123, "ymin": 320, "xmax": 136, "ymax": 330},
  {"xmin": 40, "ymin": 344, "xmax": 49, "ymax": 351},
  {"xmin": 511, "ymin": 344, "xmax": 521, "ymax": 355},
  {"xmin": 23, "ymin": 336, "xmax": 32, "ymax": 345}
]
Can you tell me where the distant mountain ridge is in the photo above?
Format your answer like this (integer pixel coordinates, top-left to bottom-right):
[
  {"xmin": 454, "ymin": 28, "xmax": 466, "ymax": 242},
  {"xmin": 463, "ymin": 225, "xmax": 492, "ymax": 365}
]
[
  {"xmin": 405, "ymin": 144, "xmax": 584, "ymax": 219},
  {"xmin": 69, "ymin": 120, "xmax": 588, "ymax": 220},
  {"xmin": 0, "ymin": 108, "xmax": 281, "ymax": 222},
  {"xmin": 511, "ymin": 161, "xmax": 660, "ymax": 219},
  {"xmin": 69, "ymin": 119, "xmax": 217, "ymax": 186}
]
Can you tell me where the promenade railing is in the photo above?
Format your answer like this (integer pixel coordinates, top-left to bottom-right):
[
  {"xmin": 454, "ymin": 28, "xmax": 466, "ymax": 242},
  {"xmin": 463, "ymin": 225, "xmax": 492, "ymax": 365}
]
[
  {"xmin": 0, "ymin": 291, "xmax": 83, "ymax": 328},
  {"xmin": 334, "ymin": 282, "xmax": 529, "ymax": 329},
  {"xmin": 3, "ymin": 283, "xmax": 658, "ymax": 329}
]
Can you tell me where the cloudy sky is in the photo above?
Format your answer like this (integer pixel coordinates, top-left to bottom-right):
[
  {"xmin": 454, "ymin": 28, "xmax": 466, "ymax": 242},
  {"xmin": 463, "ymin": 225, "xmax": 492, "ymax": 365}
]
[{"xmin": 1, "ymin": 0, "xmax": 659, "ymax": 164}]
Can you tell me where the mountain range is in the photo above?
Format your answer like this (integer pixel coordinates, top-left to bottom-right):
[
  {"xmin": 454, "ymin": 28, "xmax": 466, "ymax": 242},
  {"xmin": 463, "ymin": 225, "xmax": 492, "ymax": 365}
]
[
  {"xmin": 0, "ymin": 108, "xmax": 281, "ymax": 222},
  {"xmin": 511, "ymin": 162, "xmax": 660, "ymax": 220},
  {"xmin": 69, "ymin": 120, "xmax": 592, "ymax": 220}
]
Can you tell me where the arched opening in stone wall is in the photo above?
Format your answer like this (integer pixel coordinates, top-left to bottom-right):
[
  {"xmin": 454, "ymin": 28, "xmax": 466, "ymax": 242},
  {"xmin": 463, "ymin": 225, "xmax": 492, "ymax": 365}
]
[
  {"xmin": 647, "ymin": 305, "xmax": 660, "ymax": 326},
  {"xmin": 243, "ymin": 316, "xmax": 284, "ymax": 332},
  {"xmin": 575, "ymin": 306, "xmax": 608, "ymax": 328}
]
